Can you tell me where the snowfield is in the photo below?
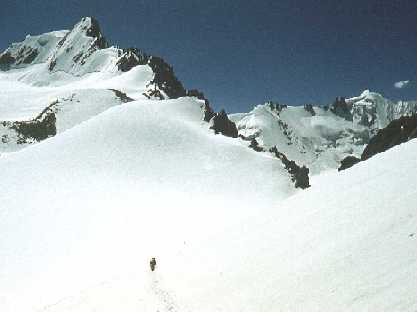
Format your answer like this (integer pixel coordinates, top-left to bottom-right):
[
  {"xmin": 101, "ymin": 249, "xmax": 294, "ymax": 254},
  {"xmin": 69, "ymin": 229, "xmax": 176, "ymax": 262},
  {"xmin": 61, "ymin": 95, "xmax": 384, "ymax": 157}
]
[
  {"xmin": 1, "ymin": 96, "xmax": 417, "ymax": 311},
  {"xmin": 0, "ymin": 97, "xmax": 295, "ymax": 311},
  {"xmin": 1, "ymin": 16, "xmax": 417, "ymax": 312}
]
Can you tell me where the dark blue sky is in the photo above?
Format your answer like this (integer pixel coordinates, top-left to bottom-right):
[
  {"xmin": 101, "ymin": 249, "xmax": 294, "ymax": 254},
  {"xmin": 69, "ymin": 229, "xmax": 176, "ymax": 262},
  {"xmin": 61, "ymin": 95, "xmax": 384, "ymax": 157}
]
[{"xmin": 1, "ymin": 0, "xmax": 416, "ymax": 112}]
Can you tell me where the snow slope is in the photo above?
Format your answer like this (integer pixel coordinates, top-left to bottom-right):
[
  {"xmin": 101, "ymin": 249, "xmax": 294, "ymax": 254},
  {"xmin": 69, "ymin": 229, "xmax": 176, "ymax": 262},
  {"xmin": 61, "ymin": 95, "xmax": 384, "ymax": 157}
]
[
  {"xmin": 0, "ymin": 66, "xmax": 151, "ymax": 153},
  {"xmin": 0, "ymin": 17, "xmax": 174, "ymax": 153},
  {"xmin": 2, "ymin": 97, "xmax": 417, "ymax": 311},
  {"xmin": 1, "ymin": 16, "xmax": 417, "ymax": 312},
  {"xmin": 0, "ymin": 97, "xmax": 294, "ymax": 312}
]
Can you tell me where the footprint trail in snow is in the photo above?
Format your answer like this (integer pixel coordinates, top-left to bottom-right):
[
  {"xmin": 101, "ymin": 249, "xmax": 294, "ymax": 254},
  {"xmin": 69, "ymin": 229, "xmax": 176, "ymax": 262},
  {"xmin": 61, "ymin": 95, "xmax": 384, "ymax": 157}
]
[{"xmin": 151, "ymin": 276, "xmax": 181, "ymax": 312}]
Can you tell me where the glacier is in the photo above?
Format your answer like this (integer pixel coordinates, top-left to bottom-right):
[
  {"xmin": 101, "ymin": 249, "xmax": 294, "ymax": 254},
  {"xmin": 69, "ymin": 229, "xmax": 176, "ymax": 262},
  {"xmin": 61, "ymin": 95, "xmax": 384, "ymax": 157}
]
[{"xmin": 1, "ymin": 16, "xmax": 417, "ymax": 312}]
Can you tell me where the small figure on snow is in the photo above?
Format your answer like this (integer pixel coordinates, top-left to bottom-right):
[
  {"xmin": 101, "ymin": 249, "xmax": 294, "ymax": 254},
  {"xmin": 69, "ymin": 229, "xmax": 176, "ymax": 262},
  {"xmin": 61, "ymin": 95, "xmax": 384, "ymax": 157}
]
[{"xmin": 150, "ymin": 257, "xmax": 157, "ymax": 271}]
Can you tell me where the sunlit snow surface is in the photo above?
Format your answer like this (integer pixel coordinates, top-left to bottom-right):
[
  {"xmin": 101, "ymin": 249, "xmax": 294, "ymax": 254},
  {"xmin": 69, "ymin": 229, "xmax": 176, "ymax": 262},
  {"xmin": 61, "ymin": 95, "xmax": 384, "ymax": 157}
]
[
  {"xmin": 1, "ymin": 19, "xmax": 417, "ymax": 311},
  {"xmin": 0, "ymin": 97, "xmax": 296, "ymax": 311},
  {"xmin": 1, "ymin": 93, "xmax": 417, "ymax": 311}
]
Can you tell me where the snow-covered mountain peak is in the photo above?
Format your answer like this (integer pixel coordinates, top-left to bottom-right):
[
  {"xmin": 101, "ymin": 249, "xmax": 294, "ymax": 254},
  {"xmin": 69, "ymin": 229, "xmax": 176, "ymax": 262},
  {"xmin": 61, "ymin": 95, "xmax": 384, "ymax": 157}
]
[
  {"xmin": 345, "ymin": 90, "xmax": 417, "ymax": 130},
  {"xmin": 47, "ymin": 16, "xmax": 111, "ymax": 75},
  {"xmin": 75, "ymin": 17, "xmax": 106, "ymax": 41},
  {"xmin": 231, "ymin": 90, "xmax": 417, "ymax": 174},
  {"xmin": 0, "ymin": 30, "xmax": 68, "ymax": 70},
  {"xmin": 0, "ymin": 17, "xmax": 188, "ymax": 98},
  {"xmin": 347, "ymin": 89, "xmax": 384, "ymax": 105},
  {"xmin": 0, "ymin": 17, "xmax": 194, "ymax": 154}
]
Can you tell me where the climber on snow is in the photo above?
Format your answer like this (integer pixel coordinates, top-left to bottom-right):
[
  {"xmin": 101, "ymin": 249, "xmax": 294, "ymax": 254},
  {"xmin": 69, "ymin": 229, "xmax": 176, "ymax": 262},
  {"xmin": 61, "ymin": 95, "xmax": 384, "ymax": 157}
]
[{"xmin": 150, "ymin": 257, "xmax": 157, "ymax": 271}]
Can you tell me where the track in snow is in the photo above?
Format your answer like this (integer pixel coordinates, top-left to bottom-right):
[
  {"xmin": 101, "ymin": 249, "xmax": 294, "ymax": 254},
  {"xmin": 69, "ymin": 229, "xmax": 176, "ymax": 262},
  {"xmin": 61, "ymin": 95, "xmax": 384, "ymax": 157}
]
[{"xmin": 151, "ymin": 275, "xmax": 181, "ymax": 312}]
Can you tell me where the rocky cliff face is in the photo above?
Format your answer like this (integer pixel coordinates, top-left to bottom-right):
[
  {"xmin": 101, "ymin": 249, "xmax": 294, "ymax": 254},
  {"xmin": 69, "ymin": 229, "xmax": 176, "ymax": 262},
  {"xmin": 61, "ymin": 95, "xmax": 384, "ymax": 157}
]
[
  {"xmin": 361, "ymin": 114, "xmax": 417, "ymax": 161},
  {"xmin": 209, "ymin": 109, "xmax": 238, "ymax": 138}
]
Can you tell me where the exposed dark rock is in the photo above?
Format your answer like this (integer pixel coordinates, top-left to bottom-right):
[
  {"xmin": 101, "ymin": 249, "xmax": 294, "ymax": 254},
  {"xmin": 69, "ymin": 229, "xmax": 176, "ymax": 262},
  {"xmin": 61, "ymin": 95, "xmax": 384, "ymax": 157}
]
[
  {"xmin": 361, "ymin": 114, "xmax": 417, "ymax": 161},
  {"xmin": 17, "ymin": 46, "xmax": 39, "ymax": 64},
  {"xmin": 56, "ymin": 32, "xmax": 69, "ymax": 50},
  {"xmin": 72, "ymin": 52, "xmax": 84, "ymax": 63},
  {"xmin": 266, "ymin": 101, "xmax": 287, "ymax": 113},
  {"xmin": 209, "ymin": 109, "xmax": 238, "ymax": 138},
  {"xmin": 11, "ymin": 102, "xmax": 57, "ymax": 142},
  {"xmin": 48, "ymin": 59, "xmax": 57, "ymax": 71},
  {"xmin": 108, "ymin": 89, "xmax": 134, "ymax": 103},
  {"xmin": 249, "ymin": 138, "xmax": 264, "ymax": 152},
  {"xmin": 186, "ymin": 89, "xmax": 208, "ymax": 100},
  {"xmin": 330, "ymin": 97, "xmax": 353, "ymax": 121},
  {"xmin": 238, "ymin": 134, "xmax": 252, "ymax": 141},
  {"xmin": 304, "ymin": 104, "xmax": 316, "ymax": 116},
  {"xmin": 0, "ymin": 45, "xmax": 38, "ymax": 70},
  {"xmin": 270, "ymin": 146, "xmax": 310, "ymax": 189},
  {"xmin": 116, "ymin": 48, "xmax": 148, "ymax": 72},
  {"xmin": 147, "ymin": 56, "xmax": 186, "ymax": 99},
  {"xmin": 116, "ymin": 51, "xmax": 186, "ymax": 99},
  {"xmin": 338, "ymin": 155, "xmax": 361, "ymax": 171},
  {"xmin": 143, "ymin": 88, "xmax": 165, "ymax": 100},
  {"xmin": 0, "ymin": 52, "xmax": 15, "ymax": 71},
  {"xmin": 185, "ymin": 89, "xmax": 215, "ymax": 122},
  {"xmin": 203, "ymin": 102, "xmax": 215, "ymax": 122},
  {"xmin": 294, "ymin": 166, "xmax": 310, "ymax": 189},
  {"xmin": 85, "ymin": 17, "xmax": 108, "ymax": 49}
]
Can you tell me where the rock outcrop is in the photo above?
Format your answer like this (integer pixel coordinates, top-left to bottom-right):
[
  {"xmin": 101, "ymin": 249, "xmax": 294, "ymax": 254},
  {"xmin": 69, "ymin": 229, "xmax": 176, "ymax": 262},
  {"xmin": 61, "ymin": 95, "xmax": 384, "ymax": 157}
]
[
  {"xmin": 304, "ymin": 104, "xmax": 316, "ymax": 116},
  {"xmin": 2, "ymin": 102, "xmax": 57, "ymax": 144},
  {"xmin": 330, "ymin": 97, "xmax": 352, "ymax": 121},
  {"xmin": 338, "ymin": 155, "xmax": 361, "ymax": 171},
  {"xmin": 116, "ymin": 48, "xmax": 148, "ymax": 72},
  {"xmin": 270, "ymin": 146, "xmax": 310, "ymax": 189},
  {"xmin": 147, "ymin": 56, "xmax": 186, "ymax": 99},
  {"xmin": 249, "ymin": 138, "xmax": 264, "ymax": 152},
  {"xmin": 0, "ymin": 52, "xmax": 15, "ymax": 70},
  {"xmin": 338, "ymin": 114, "xmax": 417, "ymax": 170},
  {"xmin": 209, "ymin": 109, "xmax": 238, "ymax": 138},
  {"xmin": 108, "ymin": 89, "xmax": 134, "ymax": 103},
  {"xmin": 361, "ymin": 114, "xmax": 417, "ymax": 161}
]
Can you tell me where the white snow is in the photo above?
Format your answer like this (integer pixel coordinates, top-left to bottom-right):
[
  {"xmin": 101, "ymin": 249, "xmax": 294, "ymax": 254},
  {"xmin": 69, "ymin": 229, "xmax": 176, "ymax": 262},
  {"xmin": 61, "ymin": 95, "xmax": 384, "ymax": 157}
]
[
  {"xmin": 0, "ymin": 97, "xmax": 294, "ymax": 311},
  {"xmin": 231, "ymin": 104, "xmax": 368, "ymax": 173},
  {"xmin": 231, "ymin": 92, "xmax": 417, "ymax": 174},
  {"xmin": 2, "ymin": 18, "xmax": 417, "ymax": 312},
  {"xmin": 1, "ymin": 97, "xmax": 417, "ymax": 311},
  {"xmin": 0, "ymin": 30, "xmax": 68, "ymax": 68}
]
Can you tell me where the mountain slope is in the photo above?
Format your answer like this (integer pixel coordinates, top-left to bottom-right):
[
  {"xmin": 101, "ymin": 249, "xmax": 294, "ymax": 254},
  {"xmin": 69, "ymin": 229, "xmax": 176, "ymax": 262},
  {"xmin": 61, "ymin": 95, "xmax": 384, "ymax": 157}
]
[
  {"xmin": 0, "ymin": 17, "xmax": 191, "ymax": 153},
  {"xmin": 231, "ymin": 90, "xmax": 417, "ymax": 174},
  {"xmin": 0, "ymin": 17, "xmax": 186, "ymax": 99},
  {"xmin": 1, "ymin": 16, "xmax": 417, "ymax": 312},
  {"xmin": 0, "ymin": 97, "xmax": 294, "ymax": 312},
  {"xmin": 2, "ymin": 97, "xmax": 417, "ymax": 311}
]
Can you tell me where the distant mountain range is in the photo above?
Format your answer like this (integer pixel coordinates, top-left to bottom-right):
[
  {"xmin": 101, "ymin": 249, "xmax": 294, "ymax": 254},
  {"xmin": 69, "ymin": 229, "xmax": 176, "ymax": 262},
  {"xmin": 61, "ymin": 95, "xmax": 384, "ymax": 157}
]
[{"xmin": 1, "ymin": 16, "xmax": 417, "ymax": 174}]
